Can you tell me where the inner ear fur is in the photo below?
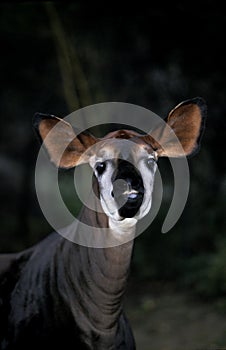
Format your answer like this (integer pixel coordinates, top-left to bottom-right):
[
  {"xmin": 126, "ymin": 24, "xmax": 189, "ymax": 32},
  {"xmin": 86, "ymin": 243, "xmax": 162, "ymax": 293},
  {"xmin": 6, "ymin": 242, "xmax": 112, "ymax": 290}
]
[
  {"xmin": 144, "ymin": 97, "xmax": 206, "ymax": 158},
  {"xmin": 33, "ymin": 113, "xmax": 98, "ymax": 168}
]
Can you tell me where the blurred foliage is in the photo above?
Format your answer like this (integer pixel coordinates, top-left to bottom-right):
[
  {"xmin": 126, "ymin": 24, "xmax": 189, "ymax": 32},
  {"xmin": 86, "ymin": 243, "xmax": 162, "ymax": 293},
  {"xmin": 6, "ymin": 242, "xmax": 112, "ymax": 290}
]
[{"xmin": 0, "ymin": 1, "xmax": 225, "ymax": 300}]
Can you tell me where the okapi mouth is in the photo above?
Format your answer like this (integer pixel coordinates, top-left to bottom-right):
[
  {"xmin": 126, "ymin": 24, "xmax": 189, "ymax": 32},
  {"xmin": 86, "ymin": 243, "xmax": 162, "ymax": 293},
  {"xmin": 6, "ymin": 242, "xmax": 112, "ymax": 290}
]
[
  {"xmin": 111, "ymin": 159, "xmax": 144, "ymax": 219},
  {"xmin": 118, "ymin": 192, "xmax": 144, "ymax": 218}
]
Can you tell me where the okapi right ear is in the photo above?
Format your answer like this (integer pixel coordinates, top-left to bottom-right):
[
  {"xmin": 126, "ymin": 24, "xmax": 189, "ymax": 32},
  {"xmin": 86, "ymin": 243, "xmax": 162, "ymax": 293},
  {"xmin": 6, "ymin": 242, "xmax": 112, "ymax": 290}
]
[
  {"xmin": 33, "ymin": 113, "xmax": 98, "ymax": 169},
  {"xmin": 142, "ymin": 97, "xmax": 207, "ymax": 158},
  {"xmin": 160, "ymin": 97, "xmax": 207, "ymax": 157}
]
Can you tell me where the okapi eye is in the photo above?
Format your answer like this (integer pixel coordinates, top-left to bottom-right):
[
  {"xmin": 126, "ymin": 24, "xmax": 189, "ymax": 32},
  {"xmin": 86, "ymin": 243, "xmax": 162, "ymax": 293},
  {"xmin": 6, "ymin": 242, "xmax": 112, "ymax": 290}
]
[
  {"xmin": 96, "ymin": 162, "xmax": 106, "ymax": 175},
  {"xmin": 146, "ymin": 157, "xmax": 156, "ymax": 168}
]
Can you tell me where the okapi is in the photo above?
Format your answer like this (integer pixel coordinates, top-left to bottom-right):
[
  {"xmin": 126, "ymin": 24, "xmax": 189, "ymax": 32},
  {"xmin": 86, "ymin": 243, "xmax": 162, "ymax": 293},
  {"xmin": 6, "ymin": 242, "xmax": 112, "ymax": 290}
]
[{"xmin": 0, "ymin": 98, "xmax": 206, "ymax": 349}]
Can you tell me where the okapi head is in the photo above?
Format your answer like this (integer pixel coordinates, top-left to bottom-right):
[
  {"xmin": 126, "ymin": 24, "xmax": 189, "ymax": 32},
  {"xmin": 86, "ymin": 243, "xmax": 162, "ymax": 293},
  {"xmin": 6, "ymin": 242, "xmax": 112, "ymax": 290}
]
[{"xmin": 34, "ymin": 98, "xmax": 206, "ymax": 227}]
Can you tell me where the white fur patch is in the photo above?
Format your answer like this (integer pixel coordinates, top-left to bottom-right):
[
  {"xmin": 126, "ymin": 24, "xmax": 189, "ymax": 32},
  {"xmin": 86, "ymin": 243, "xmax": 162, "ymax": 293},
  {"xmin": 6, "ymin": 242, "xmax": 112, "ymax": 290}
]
[{"xmin": 109, "ymin": 217, "xmax": 137, "ymax": 238}]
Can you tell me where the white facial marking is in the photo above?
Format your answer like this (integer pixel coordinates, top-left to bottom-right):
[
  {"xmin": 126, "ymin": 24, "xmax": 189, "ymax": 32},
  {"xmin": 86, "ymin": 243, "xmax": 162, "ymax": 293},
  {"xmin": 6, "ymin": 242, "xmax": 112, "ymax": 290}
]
[{"xmin": 88, "ymin": 139, "xmax": 157, "ymax": 229}]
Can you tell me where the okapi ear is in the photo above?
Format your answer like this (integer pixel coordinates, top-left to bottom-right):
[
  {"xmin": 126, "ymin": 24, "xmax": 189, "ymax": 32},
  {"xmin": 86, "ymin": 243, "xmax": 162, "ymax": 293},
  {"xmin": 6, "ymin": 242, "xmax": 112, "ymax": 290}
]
[
  {"xmin": 33, "ymin": 113, "xmax": 98, "ymax": 168},
  {"xmin": 151, "ymin": 97, "xmax": 207, "ymax": 158}
]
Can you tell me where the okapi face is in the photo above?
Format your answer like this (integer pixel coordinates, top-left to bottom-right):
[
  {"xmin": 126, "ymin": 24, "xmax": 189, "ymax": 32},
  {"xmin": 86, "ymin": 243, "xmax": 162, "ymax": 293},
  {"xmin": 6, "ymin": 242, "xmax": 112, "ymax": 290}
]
[
  {"xmin": 34, "ymin": 97, "xmax": 206, "ymax": 226},
  {"xmin": 87, "ymin": 133, "xmax": 158, "ymax": 222}
]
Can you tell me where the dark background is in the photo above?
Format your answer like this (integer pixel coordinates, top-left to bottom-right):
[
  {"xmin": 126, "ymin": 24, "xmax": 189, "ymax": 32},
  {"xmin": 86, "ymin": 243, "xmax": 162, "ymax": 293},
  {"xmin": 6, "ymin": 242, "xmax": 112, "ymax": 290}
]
[{"xmin": 0, "ymin": 2, "xmax": 226, "ymax": 348}]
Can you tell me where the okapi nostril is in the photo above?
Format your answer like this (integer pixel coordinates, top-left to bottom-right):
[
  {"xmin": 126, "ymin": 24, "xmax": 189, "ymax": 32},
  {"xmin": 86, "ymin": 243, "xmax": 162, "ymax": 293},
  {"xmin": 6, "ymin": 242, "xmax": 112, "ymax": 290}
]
[{"xmin": 111, "ymin": 191, "xmax": 114, "ymax": 198}]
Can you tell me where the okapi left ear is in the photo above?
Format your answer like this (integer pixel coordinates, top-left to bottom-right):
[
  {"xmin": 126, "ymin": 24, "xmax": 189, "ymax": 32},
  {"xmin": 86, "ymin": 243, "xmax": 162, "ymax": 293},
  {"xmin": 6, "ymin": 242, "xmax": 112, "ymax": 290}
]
[
  {"xmin": 33, "ymin": 113, "xmax": 98, "ymax": 168},
  {"xmin": 144, "ymin": 97, "xmax": 207, "ymax": 158}
]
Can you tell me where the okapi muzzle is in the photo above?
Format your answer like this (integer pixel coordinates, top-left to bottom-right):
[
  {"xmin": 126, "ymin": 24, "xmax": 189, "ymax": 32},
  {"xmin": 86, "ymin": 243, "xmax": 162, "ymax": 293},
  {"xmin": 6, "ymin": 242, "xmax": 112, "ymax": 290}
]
[{"xmin": 111, "ymin": 159, "xmax": 144, "ymax": 219}]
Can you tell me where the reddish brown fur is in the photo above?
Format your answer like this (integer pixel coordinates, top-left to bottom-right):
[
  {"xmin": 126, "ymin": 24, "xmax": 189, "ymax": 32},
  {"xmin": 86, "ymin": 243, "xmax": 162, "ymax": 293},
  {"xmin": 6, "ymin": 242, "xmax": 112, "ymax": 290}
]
[{"xmin": 38, "ymin": 98, "xmax": 205, "ymax": 168}]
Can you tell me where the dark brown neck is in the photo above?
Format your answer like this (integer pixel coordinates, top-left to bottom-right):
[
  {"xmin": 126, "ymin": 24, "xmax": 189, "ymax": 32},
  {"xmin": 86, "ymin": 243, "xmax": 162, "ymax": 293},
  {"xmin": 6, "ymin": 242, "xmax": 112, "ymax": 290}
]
[
  {"xmin": 58, "ymin": 193, "xmax": 135, "ymax": 347},
  {"xmin": 62, "ymin": 204, "xmax": 134, "ymax": 323},
  {"xmin": 43, "ymin": 174, "xmax": 135, "ymax": 350}
]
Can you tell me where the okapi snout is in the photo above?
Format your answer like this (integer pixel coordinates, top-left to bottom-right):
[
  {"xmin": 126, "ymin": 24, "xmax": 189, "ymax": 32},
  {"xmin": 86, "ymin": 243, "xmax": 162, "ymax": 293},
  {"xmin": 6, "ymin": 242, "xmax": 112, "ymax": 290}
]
[{"xmin": 111, "ymin": 159, "xmax": 144, "ymax": 218}]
